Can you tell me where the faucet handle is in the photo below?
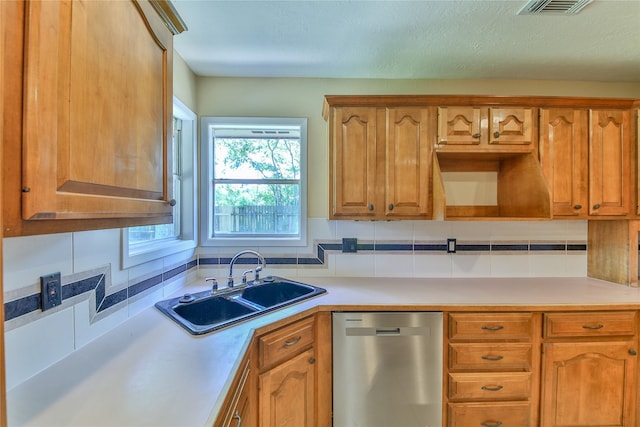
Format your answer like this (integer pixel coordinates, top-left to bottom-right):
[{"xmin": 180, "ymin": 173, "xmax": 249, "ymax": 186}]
[
  {"xmin": 205, "ymin": 277, "xmax": 218, "ymax": 294},
  {"xmin": 241, "ymin": 269, "xmax": 253, "ymax": 285},
  {"xmin": 254, "ymin": 265, "xmax": 263, "ymax": 283}
]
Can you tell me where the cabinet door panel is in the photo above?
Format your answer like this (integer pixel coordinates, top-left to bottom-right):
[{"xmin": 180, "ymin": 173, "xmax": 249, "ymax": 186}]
[
  {"xmin": 385, "ymin": 107, "xmax": 432, "ymax": 218},
  {"xmin": 437, "ymin": 107, "xmax": 482, "ymax": 145},
  {"xmin": 541, "ymin": 341, "xmax": 637, "ymax": 427},
  {"xmin": 22, "ymin": 0, "xmax": 173, "ymax": 220},
  {"xmin": 539, "ymin": 109, "xmax": 588, "ymax": 218},
  {"xmin": 259, "ymin": 348, "xmax": 315, "ymax": 427},
  {"xmin": 330, "ymin": 107, "xmax": 377, "ymax": 217},
  {"xmin": 489, "ymin": 107, "xmax": 534, "ymax": 145},
  {"xmin": 588, "ymin": 110, "xmax": 631, "ymax": 217}
]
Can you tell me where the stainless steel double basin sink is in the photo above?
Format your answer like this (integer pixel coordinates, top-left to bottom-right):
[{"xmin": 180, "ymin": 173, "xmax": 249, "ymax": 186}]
[{"xmin": 155, "ymin": 276, "xmax": 327, "ymax": 335}]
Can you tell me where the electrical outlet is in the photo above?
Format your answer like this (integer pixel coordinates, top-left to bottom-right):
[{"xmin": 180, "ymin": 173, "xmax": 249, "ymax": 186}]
[
  {"xmin": 40, "ymin": 272, "xmax": 62, "ymax": 311},
  {"xmin": 447, "ymin": 238, "xmax": 457, "ymax": 253},
  {"xmin": 342, "ymin": 238, "xmax": 358, "ymax": 253}
]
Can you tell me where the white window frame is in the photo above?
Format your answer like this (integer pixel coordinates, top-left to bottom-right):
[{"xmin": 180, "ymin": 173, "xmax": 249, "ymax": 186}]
[
  {"xmin": 200, "ymin": 116, "xmax": 308, "ymax": 247},
  {"xmin": 121, "ymin": 97, "xmax": 198, "ymax": 268}
]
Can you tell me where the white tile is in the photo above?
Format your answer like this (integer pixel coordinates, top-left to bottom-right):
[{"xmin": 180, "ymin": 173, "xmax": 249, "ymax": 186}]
[
  {"xmin": 374, "ymin": 254, "xmax": 414, "ymax": 277},
  {"xmin": 452, "ymin": 254, "xmax": 492, "ymax": 277},
  {"xmin": 489, "ymin": 221, "xmax": 532, "ymax": 240},
  {"xmin": 564, "ymin": 252, "xmax": 588, "ymax": 277},
  {"xmin": 414, "ymin": 253, "xmax": 452, "ymax": 277},
  {"xmin": 491, "ymin": 254, "xmax": 530, "ymax": 277},
  {"xmin": 4, "ymin": 307, "xmax": 75, "ymax": 390},
  {"xmin": 450, "ymin": 221, "xmax": 495, "ymax": 240},
  {"xmin": 73, "ymin": 229, "xmax": 128, "ymax": 287},
  {"xmin": 163, "ymin": 248, "xmax": 196, "ymax": 269},
  {"xmin": 336, "ymin": 221, "xmax": 375, "ymax": 240},
  {"xmin": 374, "ymin": 221, "xmax": 414, "ymax": 241},
  {"xmin": 74, "ymin": 299, "xmax": 128, "ymax": 349},
  {"xmin": 530, "ymin": 254, "xmax": 568, "ymax": 277},
  {"xmin": 308, "ymin": 218, "xmax": 336, "ymax": 241},
  {"xmin": 3, "ymin": 234, "xmax": 73, "ymax": 292},
  {"xmin": 297, "ymin": 262, "xmax": 335, "ymax": 277},
  {"xmin": 128, "ymin": 288, "xmax": 164, "ymax": 318},
  {"xmin": 413, "ymin": 221, "xmax": 452, "ymax": 241},
  {"xmin": 334, "ymin": 254, "xmax": 375, "ymax": 277},
  {"xmin": 560, "ymin": 220, "xmax": 588, "ymax": 240}
]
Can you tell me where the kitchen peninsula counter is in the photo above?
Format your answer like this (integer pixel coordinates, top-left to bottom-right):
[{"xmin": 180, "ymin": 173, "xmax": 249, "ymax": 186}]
[{"xmin": 8, "ymin": 276, "xmax": 640, "ymax": 426}]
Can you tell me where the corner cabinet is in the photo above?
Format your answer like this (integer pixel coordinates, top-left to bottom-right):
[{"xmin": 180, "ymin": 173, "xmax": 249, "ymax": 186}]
[
  {"xmin": 326, "ymin": 104, "xmax": 434, "ymax": 220},
  {"xmin": 2, "ymin": 0, "xmax": 186, "ymax": 236}
]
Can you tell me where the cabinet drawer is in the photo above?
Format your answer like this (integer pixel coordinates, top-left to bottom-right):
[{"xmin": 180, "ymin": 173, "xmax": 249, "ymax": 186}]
[
  {"xmin": 449, "ymin": 343, "xmax": 532, "ymax": 371},
  {"xmin": 449, "ymin": 313, "xmax": 533, "ymax": 340},
  {"xmin": 448, "ymin": 372, "xmax": 531, "ymax": 401},
  {"xmin": 448, "ymin": 402, "xmax": 530, "ymax": 427},
  {"xmin": 544, "ymin": 311, "xmax": 637, "ymax": 338},
  {"xmin": 259, "ymin": 316, "xmax": 315, "ymax": 369}
]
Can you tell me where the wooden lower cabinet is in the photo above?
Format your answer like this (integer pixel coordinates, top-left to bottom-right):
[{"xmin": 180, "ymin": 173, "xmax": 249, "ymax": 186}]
[
  {"xmin": 214, "ymin": 354, "xmax": 253, "ymax": 427},
  {"xmin": 445, "ymin": 312, "xmax": 539, "ymax": 426},
  {"xmin": 540, "ymin": 311, "xmax": 638, "ymax": 427},
  {"xmin": 259, "ymin": 348, "xmax": 316, "ymax": 427}
]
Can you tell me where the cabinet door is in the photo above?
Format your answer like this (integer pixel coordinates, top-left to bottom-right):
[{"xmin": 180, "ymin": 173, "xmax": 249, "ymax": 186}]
[
  {"xmin": 588, "ymin": 110, "xmax": 632, "ymax": 217},
  {"xmin": 385, "ymin": 107, "xmax": 432, "ymax": 218},
  {"xmin": 258, "ymin": 348, "xmax": 316, "ymax": 427},
  {"xmin": 539, "ymin": 109, "xmax": 588, "ymax": 218},
  {"xmin": 489, "ymin": 107, "xmax": 535, "ymax": 146},
  {"xmin": 437, "ymin": 107, "xmax": 482, "ymax": 145},
  {"xmin": 330, "ymin": 107, "xmax": 377, "ymax": 218},
  {"xmin": 541, "ymin": 341, "xmax": 637, "ymax": 427},
  {"xmin": 21, "ymin": 0, "xmax": 174, "ymax": 221}
]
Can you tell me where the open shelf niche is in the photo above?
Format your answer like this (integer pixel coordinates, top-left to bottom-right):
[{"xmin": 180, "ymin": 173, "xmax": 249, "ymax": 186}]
[{"xmin": 432, "ymin": 151, "xmax": 552, "ymax": 221}]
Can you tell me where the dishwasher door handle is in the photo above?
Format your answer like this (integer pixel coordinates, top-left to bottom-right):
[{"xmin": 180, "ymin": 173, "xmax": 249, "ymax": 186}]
[{"xmin": 375, "ymin": 328, "xmax": 401, "ymax": 335}]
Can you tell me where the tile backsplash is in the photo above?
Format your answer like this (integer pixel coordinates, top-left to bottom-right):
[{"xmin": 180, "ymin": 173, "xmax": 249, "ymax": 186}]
[{"xmin": 3, "ymin": 218, "xmax": 587, "ymax": 390}]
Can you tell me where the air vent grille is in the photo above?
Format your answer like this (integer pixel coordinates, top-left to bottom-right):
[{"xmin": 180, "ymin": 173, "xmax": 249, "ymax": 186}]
[{"xmin": 517, "ymin": 0, "xmax": 594, "ymax": 15}]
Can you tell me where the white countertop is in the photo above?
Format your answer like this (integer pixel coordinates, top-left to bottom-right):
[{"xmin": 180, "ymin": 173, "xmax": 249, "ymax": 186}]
[{"xmin": 8, "ymin": 276, "xmax": 640, "ymax": 427}]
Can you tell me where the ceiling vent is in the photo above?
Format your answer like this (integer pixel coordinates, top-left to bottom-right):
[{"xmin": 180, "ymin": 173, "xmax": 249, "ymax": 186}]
[{"xmin": 517, "ymin": 0, "xmax": 594, "ymax": 15}]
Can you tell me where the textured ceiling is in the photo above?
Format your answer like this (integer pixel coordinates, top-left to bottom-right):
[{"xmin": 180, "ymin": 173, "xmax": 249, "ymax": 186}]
[{"xmin": 172, "ymin": 0, "xmax": 640, "ymax": 82}]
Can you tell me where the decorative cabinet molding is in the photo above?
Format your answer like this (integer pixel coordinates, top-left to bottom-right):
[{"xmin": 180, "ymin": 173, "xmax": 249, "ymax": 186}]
[{"xmin": 2, "ymin": 0, "xmax": 185, "ymax": 236}]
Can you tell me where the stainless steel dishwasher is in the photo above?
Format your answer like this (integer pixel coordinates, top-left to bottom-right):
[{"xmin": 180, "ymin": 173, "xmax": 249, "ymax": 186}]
[{"xmin": 333, "ymin": 312, "xmax": 443, "ymax": 427}]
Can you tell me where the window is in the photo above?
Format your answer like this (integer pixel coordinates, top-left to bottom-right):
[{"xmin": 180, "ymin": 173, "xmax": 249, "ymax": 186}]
[
  {"xmin": 201, "ymin": 117, "xmax": 307, "ymax": 246},
  {"xmin": 121, "ymin": 97, "xmax": 197, "ymax": 268}
]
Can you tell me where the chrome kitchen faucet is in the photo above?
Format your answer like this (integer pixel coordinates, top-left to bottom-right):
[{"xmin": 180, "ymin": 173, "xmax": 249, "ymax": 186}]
[{"xmin": 227, "ymin": 250, "xmax": 266, "ymax": 287}]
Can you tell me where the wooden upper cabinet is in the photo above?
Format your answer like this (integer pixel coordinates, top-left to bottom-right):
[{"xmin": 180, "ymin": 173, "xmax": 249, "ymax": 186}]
[
  {"xmin": 328, "ymin": 105, "xmax": 433, "ymax": 220},
  {"xmin": 438, "ymin": 107, "xmax": 535, "ymax": 150},
  {"xmin": 385, "ymin": 107, "xmax": 433, "ymax": 218},
  {"xmin": 3, "ymin": 0, "xmax": 185, "ymax": 236},
  {"xmin": 329, "ymin": 107, "xmax": 378, "ymax": 218},
  {"xmin": 539, "ymin": 109, "xmax": 589, "ymax": 218},
  {"xmin": 588, "ymin": 110, "xmax": 633, "ymax": 217}
]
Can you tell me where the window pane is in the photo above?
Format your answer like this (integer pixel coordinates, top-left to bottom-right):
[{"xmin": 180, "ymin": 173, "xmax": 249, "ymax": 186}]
[
  {"xmin": 214, "ymin": 138, "xmax": 300, "ymax": 180},
  {"xmin": 214, "ymin": 183, "xmax": 300, "ymax": 235}
]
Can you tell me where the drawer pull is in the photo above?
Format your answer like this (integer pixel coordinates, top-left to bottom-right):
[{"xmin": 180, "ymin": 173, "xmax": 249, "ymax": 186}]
[
  {"xmin": 282, "ymin": 336, "xmax": 302, "ymax": 348},
  {"xmin": 481, "ymin": 422, "xmax": 502, "ymax": 427},
  {"xmin": 481, "ymin": 385, "xmax": 504, "ymax": 392},
  {"xmin": 630, "ymin": 349, "xmax": 637, "ymax": 356},
  {"xmin": 582, "ymin": 324, "xmax": 604, "ymax": 330},
  {"xmin": 481, "ymin": 325, "xmax": 504, "ymax": 331},
  {"xmin": 233, "ymin": 410, "xmax": 242, "ymax": 427},
  {"xmin": 481, "ymin": 355, "xmax": 504, "ymax": 361}
]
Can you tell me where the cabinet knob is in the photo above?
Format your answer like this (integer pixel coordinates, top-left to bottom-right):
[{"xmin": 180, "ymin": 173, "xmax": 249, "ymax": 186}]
[
  {"xmin": 472, "ymin": 133, "xmax": 481, "ymax": 139},
  {"xmin": 630, "ymin": 349, "xmax": 637, "ymax": 356},
  {"xmin": 493, "ymin": 131, "xmax": 500, "ymax": 138},
  {"xmin": 388, "ymin": 204, "xmax": 394, "ymax": 211},
  {"xmin": 593, "ymin": 203, "xmax": 601, "ymax": 210},
  {"xmin": 309, "ymin": 357, "xmax": 316, "ymax": 364},
  {"xmin": 368, "ymin": 204, "xmax": 374, "ymax": 211},
  {"xmin": 168, "ymin": 199, "xmax": 177, "ymax": 207},
  {"xmin": 574, "ymin": 204, "xmax": 582, "ymax": 210}
]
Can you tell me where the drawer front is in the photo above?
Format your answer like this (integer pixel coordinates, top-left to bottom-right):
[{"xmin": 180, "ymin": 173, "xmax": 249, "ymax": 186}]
[
  {"xmin": 448, "ymin": 402, "xmax": 530, "ymax": 427},
  {"xmin": 448, "ymin": 372, "xmax": 531, "ymax": 401},
  {"xmin": 449, "ymin": 313, "xmax": 533, "ymax": 340},
  {"xmin": 449, "ymin": 343, "xmax": 532, "ymax": 371},
  {"xmin": 544, "ymin": 311, "xmax": 637, "ymax": 338},
  {"xmin": 259, "ymin": 316, "xmax": 315, "ymax": 369}
]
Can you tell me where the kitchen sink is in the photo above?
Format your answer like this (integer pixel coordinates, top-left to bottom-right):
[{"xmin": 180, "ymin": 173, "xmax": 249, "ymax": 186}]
[{"xmin": 155, "ymin": 276, "xmax": 326, "ymax": 335}]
